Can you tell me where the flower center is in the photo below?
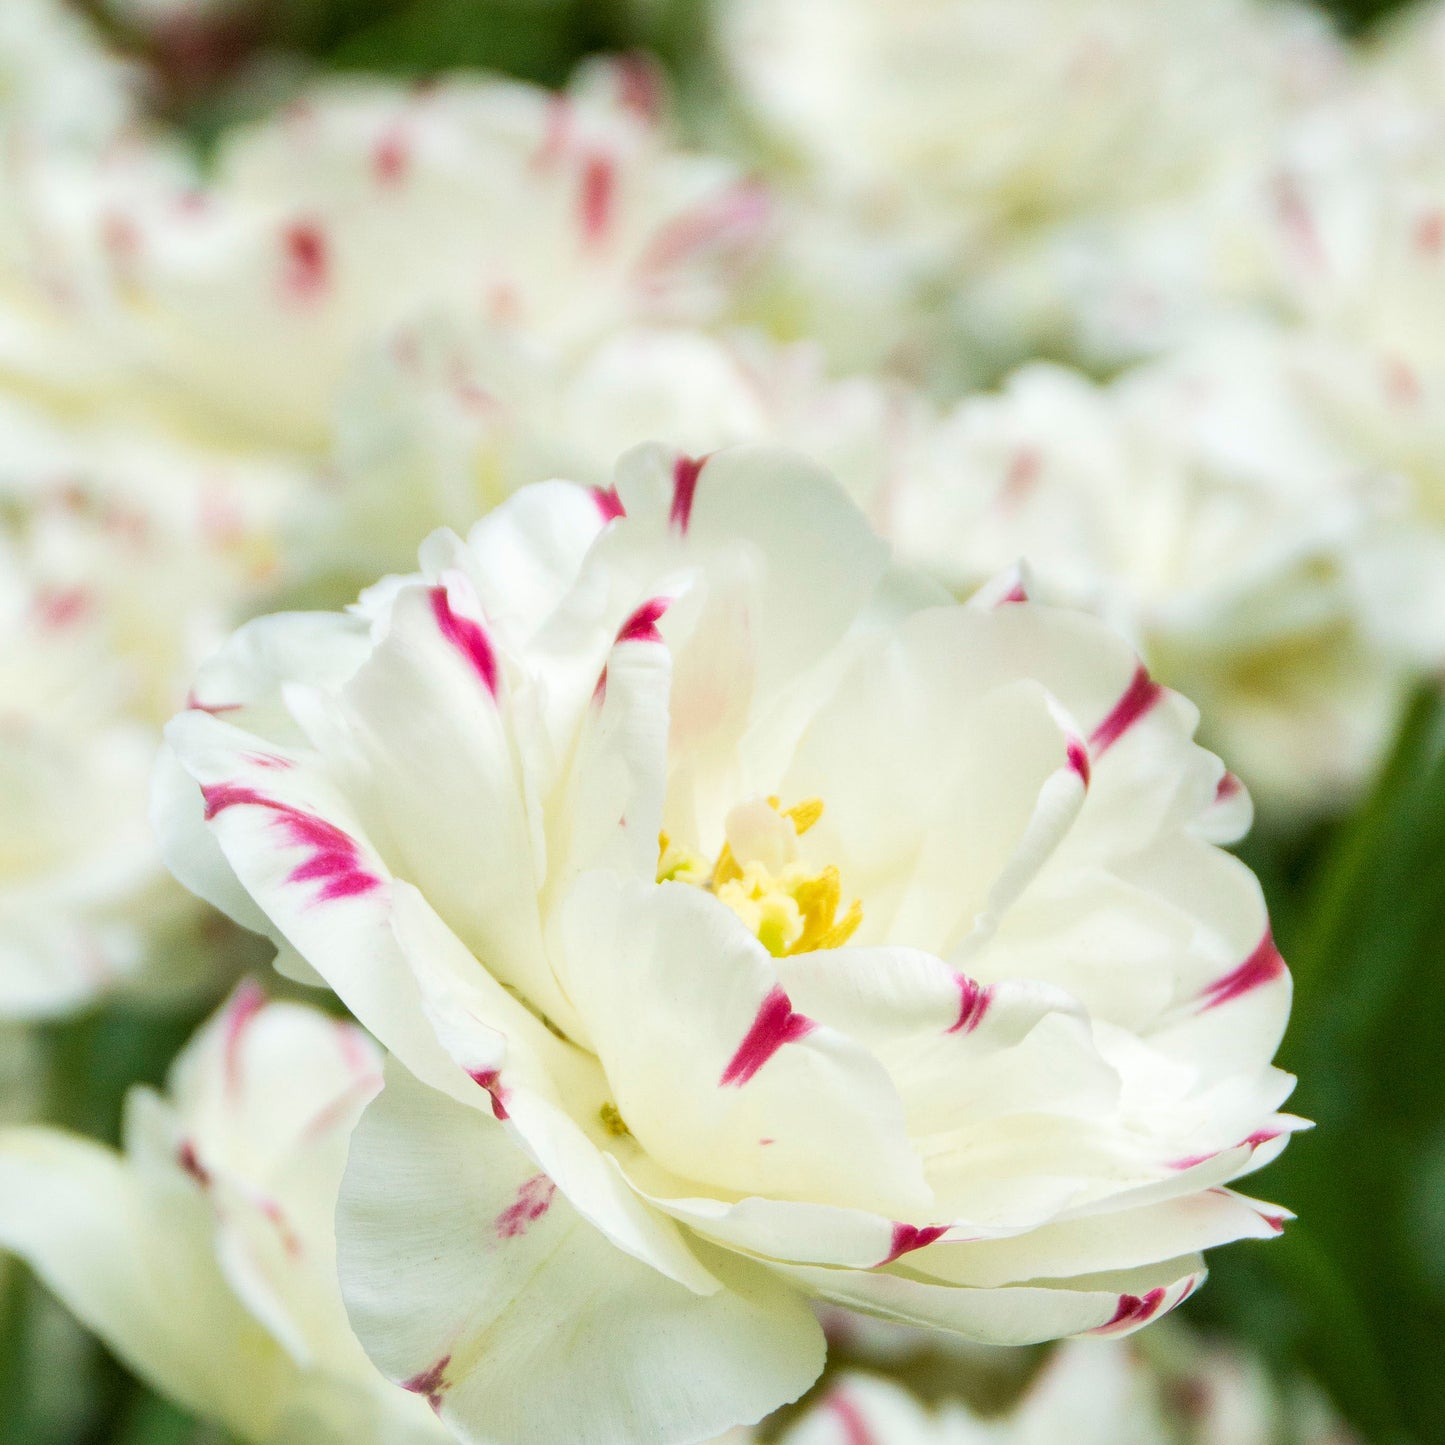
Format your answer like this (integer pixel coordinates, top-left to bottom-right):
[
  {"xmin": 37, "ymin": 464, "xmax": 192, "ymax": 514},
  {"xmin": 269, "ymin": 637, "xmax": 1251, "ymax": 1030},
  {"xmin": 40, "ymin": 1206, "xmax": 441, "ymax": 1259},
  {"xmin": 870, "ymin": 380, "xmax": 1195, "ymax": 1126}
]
[{"xmin": 658, "ymin": 796, "xmax": 862, "ymax": 957}]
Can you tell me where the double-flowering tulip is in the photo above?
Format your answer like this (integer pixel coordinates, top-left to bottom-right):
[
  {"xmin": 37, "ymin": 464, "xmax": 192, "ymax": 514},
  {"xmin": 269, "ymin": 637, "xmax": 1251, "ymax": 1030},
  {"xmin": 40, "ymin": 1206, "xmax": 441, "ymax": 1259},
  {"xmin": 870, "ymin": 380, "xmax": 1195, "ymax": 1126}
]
[{"xmin": 159, "ymin": 445, "xmax": 1300, "ymax": 1444}]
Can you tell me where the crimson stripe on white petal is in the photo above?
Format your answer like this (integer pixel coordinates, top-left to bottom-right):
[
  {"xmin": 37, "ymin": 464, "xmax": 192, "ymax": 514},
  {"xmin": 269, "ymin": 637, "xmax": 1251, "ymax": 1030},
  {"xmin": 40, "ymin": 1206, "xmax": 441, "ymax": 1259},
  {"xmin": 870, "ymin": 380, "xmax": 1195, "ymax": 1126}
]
[
  {"xmin": 615, "ymin": 597, "xmax": 671, "ymax": 645},
  {"xmin": 670, "ymin": 454, "xmax": 706, "ymax": 532},
  {"xmin": 826, "ymin": 1392, "xmax": 880, "ymax": 1445},
  {"xmin": 201, "ymin": 784, "xmax": 381, "ymax": 902},
  {"xmin": 1088, "ymin": 1273, "xmax": 1201, "ymax": 1337},
  {"xmin": 1197, "ymin": 931, "xmax": 1287, "ymax": 1011},
  {"xmin": 1089, "ymin": 664, "xmax": 1163, "ymax": 755},
  {"xmin": 578, "ymin": 153, "xmax": 617, "ymax": 246},
  {"xmin": 428, "ymin": 586, "xmax": 498, "ymax": 696},
  {"xmin": 592, "ymin": 485, "xmax": 626, "ymax": 521},
  {"xmin": 221, "ymin": 979, "xmax": 266, "ymax": 1095},
  {"xmin": 1065, "ymin": 736, "xmax": 1091, "ymax": 785},
  {"xmin": 947, "ymin": 975, "xmax": 993, "ymax": 1035},
  {"xmin": 467, "ymin": 1068, "xmax": 511, "ymax": 1120},
  {"xmin": 401, "ymin": 1356, "xmax": 450, "ymax": 1415},
  {"xmin": 881, "ymin": 1223, "xmax": 949, "ymax": 1266},
  {"xmin": 719, "ymin": 986, "xmax": 815, "ymax": 1087},
  {"xmin": 495, "ymin": 1175, "xmax": 557, "ymax": 1240}
]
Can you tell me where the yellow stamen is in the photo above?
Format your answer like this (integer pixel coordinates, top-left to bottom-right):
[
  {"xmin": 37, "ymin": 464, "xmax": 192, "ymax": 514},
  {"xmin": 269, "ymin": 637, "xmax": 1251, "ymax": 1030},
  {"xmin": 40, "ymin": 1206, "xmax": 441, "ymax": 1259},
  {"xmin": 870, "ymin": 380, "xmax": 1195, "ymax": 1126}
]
[
  {"xmin": 599, "ymin": 1102, "xmax": 632, "ymax": 1138},
  {"xmin": 782, "ymin": 797, "xmax": 824, "ymax": 835}
]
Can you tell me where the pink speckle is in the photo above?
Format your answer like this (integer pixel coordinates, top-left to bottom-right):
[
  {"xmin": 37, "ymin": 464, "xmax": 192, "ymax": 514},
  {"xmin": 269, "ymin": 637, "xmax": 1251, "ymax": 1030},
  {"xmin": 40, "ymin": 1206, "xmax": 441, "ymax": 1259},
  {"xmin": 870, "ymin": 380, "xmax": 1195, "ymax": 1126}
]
[
  {"xmin": 187, "ymin": 689, "xmax": 241, "ymax": 716},
  {"xmin": 1417, "ymin": 210, "xmax": 1444, "ymax": 256},
  {"xmin": 429, "ymin": 586, "xmax": 499, "ymax": 697},
  {"xmin": 1090, "ymin": 664, "xmax": 1163, "ymax": 755},
  {"xmin": 614, "ymin": 52, "xmax": 663, "ymax": 122},
  {"xmin": 495, "ymin": 1173, "xmax": 556, "ymax": 1239},
  {"xmin": 402, "ymin": 1355, "xmax": 451, "ymax": 1415},
  {"xmin": 33, "ymin": 587, "xmax": 89, "ymax": 629},
  {"xmin": 281, "ymin": 222, "xmax": 328, "ymax": 300},
  {"xmin": 720, "ymin": 986, "xmax": 815, "ymax": 1087},
  {"xmin": 996, "ymin": 582, "xmax": 1029, "ymax": 606},
  {"xmin": 469, "ymin": 1069, "xmax": 510, "ymax": 1121},
  {"xmin": 592, "ymin": 485, "xmax": 626, "ymax": 522},
  {"xmin": 1215, "ymin": 771, "xmax": 1242, "ymax": 803},
  {"xmin": 222, "ymin": 979, "xmax": 266, "ymax": 1095},
  {"xmin": 881, "ymin": 1222, "xmax": 948, "ymax": 1265},
  {"xmin": 1091, "ymin": 1286, "xmax": 1169, "ymax": 1335},
  {"xmin": 825, "ymin": 1391, "xmax": 879, "ymax": 1445},
  {"xmin": 373, "ymin": 129, "xmax": 410, "ymax": 186},
  {"xmin": 176, "ymin": 1139, "xmax": 210, "ymax": 1188},
  {"xmin": 579, "ymin": 154, "xmax": 617, "ymax": 247},
  {"xmin": 1065, "ymin": 736, "xmax": 1091, "ymax": 786},
  {"xmin": 947, "ymin": 975, "xmax": 992, "ymax": 1035},
  {"xmin": 245, "ymin": 752, "xmax": 293, "ymax": 771},
  {"xmin": 1000, "ymin": 447, "xmax": 1042, "ymax": 507},
  {"xmin": 1198, "ymin": 930, "xmax": 1287, "ymax": 1011},
  {"xmin": 615, "ymin": 596, "xmax": 671, "ymax": 645},
  {"xmin": 670, "ymin": 454, "xmax": 706, "ymax": 533},
  {"xmin": 201, "ymin": 785, "xmax": 382, "ymax": 903},
  {"xmin": 1385, "ymin": 354, "xmax": 1423, "ymax": 407},
  {"xmin": 759, "ymin": 1137, "xmax": 775, "ymax": 1146}
]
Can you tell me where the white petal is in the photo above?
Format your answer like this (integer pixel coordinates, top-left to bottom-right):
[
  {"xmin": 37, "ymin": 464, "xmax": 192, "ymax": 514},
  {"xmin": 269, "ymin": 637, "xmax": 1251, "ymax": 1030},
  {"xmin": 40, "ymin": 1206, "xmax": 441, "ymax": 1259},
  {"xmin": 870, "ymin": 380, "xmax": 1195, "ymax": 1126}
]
[{"xmin": 338, "ymin": 1062, "xmax": 825, "ymax": 1445}]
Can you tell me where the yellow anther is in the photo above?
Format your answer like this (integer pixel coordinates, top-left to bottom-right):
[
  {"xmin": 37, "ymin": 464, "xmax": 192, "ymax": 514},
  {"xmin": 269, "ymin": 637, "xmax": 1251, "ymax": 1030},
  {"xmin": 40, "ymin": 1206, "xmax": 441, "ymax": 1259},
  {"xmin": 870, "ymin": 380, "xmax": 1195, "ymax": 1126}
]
[
  {"xmin": 782, "ymin": 797, "xmax": 825, "ymax": 836},
  {"xmin": 658, "ymin": 798, "xmax": 860, "ymax": 956},
  {"xmin": 599, "ymin": 1102, "xmax": 632, "ymax": 1138}
]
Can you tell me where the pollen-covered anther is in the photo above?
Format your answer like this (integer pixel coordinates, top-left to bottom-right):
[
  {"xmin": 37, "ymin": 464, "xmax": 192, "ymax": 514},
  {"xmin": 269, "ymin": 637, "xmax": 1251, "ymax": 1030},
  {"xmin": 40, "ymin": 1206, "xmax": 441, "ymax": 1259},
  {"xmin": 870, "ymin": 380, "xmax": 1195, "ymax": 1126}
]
[{"xmin": 659, "ymin": 796, "xmax": 862, "ymax": 956}]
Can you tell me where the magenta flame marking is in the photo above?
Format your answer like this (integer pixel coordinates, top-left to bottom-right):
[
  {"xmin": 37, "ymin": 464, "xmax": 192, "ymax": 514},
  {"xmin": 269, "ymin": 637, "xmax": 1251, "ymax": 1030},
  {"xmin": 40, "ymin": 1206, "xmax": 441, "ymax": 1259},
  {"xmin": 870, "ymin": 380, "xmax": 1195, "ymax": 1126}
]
[
  {"xmin": 579, "ymin": 154, "xmax": 616, "ymax": 246},
  {"xmin": 720, "ymin": 986, "xmax": 815, "ymax": 1087},
  {"xmin": 201, "ymin": 784, "xmax": 381, "ymax": 903},
  {"xmin": 592, "ymin": 666, "xmax": 609, "ymax": 705},
  {"xmin": 34, "ymin": 586, "xmax": 89, "ymax": 629},
  {"xmin": 670, "ymin": 454, "xmax": 705, "ymax": 532},
  {"xmin": 177, "ymin": 1139, "xmax": 210, "ymax": 1189},
  {"xmin": 222, "ymin": 979, "xmax": 266, "ymax": 1095},
  {"xmin": 614, "ymin": 53, "xmax": 663, "ymax": 121},
  {"xmin": 881, "ymin": 1223, "xmax": 948, "ymax": 1265},
  {"xmin": 186, "ymin": 689, "xmax": 241, "ymax": 715},
  {"xmin": 592, "ymin": 484, "xmax": 626, "ymax": 521},
  {"xmin": 947, "ymin": 975, "xmax": 992, "ymax": 1035},
  {"xmin": 281, "ymin": 222, "xmax": 328, "ymax": 300},
  {"xmin": 996, "ymin": 582, "xmax": 1029, "ymax": 606},
  {"xmin": 1198, "ymin": 930, "xmax": 1286, "ymax": 1011},
  {"xmin": 1092, "ymin": 1286, "xmax": 1169, "ymax": 1335},
  {"xmin": 1169, "ymin": 1150, "xmax": 1219, "ymax": 1171},
  {"xmin": 1244, "ymin": 1128, "xmax": 1281, "ymax": 1149},
  {"xmin": 402, "ymin": 1355, "xmax": 451, "ymax": 1415},
  {"xmin": 429, "ymin": 586, "xmax": 498, "ymax": 697},
  {"xmin": 1089, "ymin": 664, "xmax": 1163, "ymax": 756},
  {"xmin": 373, "ymin": 130, "xmax": 409, "ymax": 185},
  {"xmin": 635, "ymin": 183, "xmax": 770, "ymax": 279},
  {"xmin": 469, "ymin": 1069, "xmax": 510, "ymax": 1120},
  {"xmin": 1066, "ymin": 736, "xmax": 1091, "ymax": 786},
  {"xmin": 495, "ymin": 1174, "xmax": 556, "ymax": 1239},
  {"xmin": 825, "ymin": 1392, "xmax": 879, "ymax": 1445},
  {"xmin": 1215, "ymin": 771, "xmax": 1242, "ymax": 804},
  {"xmin": 616, "ymin": 596, "xmax": 671, "ymax": 645},
  {"xmin": 259, "ymin": 1197, "xmax": 303, "ymax": 1258}
]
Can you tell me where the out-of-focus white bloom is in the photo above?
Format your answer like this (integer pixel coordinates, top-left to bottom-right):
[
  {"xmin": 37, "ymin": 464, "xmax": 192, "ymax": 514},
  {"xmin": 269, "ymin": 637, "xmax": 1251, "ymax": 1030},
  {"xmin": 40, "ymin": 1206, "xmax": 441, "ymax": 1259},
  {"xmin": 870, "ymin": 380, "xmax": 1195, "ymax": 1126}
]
[
  {"xmin": 72, "ymin": 57, "xmax": 766, "ymax": 452},
  {"xmin": 0, "ymin": 984, "xmax": 448, "ymax": 1445},
  {"xmin": 0, "ymin": 397, "xmax": 298, "ymax": 1018},
  {"xmin": 884, "ymin": 336, "xmax": 1445, "ymax": 815},
  {"xmin": 315, "ymin": 318, "xmax": 919, "ymax": 578},
  {"xmin": 158, "ymin": 444, "xmax": 1299, "ymax": 1444},
  {"xmin": 781, "ymin": 1332, "xmax": 1357, "ymax": 1445}
]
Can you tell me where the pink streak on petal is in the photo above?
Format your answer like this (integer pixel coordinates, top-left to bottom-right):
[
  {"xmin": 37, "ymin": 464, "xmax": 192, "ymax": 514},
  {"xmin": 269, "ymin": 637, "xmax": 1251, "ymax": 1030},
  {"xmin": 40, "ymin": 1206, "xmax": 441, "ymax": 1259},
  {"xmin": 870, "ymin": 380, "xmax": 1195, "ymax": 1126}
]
[
  {"xmin": 469, "ymin": 1069, "xmax": 510, "ymax": 1120},
  {"xmin": 201, "ymin": 785, "xmax": 381, "ymax": 902},
  {"xmin": 495, "ymin": 1173, "xmax": 556, "ymax": 1239},
  {"xmin": 825, "ymin": 1392, "xmax": 880, "ymax": 1445},
  {"xmin": 614, "ymin": 52, "xmax": 663, "ymax": 121},
  {"xmin": 947, "ymin": 975, "xmax": 992, "ymax": 1035},
  {"xmin": 1091, "ymin": 1286, "xmax": 1169, "ymax": 1335},
  {"xmin": 281, "ymin": 221, "xmax": 328, "ymax": 301},
  {"xmin": 402, "ymin": 1355, "xmax": 450, "ymax": 1415},
  {"xmin": 996, "ymin": 582, "xmax": 1029, "ymax": 606},
  {"xmin": 720, "ymin": 986, "xmax": 815, "ymax": 1087},
  {"xmin": 176, "ymin": 1139, "xmax": 211, "ymax": 1188},
  {"xmin": 1170, "ymin": 1151, "xmax": 1219, "ymax": 1171},
  {"xmin": 881, "ymin": 1223, "xmax": 949, "ymax": 1265},
  {"xmin": 186, "ymin": 689, "xmax": 241, "ymax": 715},
  {"xmin": 373, "ymin": 129, "xmax": 410, "ymax": 185},
  {"xmin": 670, "ymin": 454, "xmax": 705, "ymax": 532},
  {"xmin": 579, "ymin": 154, "xmax": 617, "ymax": 247},
  {"xmin": 246, "ymin": 752, "xmax": 293, "ymax": 770},
  {"xmin": 616, "ymin": 596, "xmax": 671, "ymax": 645},
  {"xmin": 1089, "ymin": 664, "xmax": 1163, "ymax": 755},
  {"xmin": 592, "ymin": 484, "xmax": 626, "ymax": 521},
  {"xmin": 1198, "ymin": 930, "xmax": 1287, "ymax": 1011},
  {"xmin": 1215, "ymin": 771, "xmax": 1242, "ymax": 803},
  {"xmin": 592, "ymin": 666, "xmax": 608, "ymax": 705},
  {"xmin": 222, "ymin": 979, "xmax": 266, "ymax": 1095},
  {"xmin": 1066, "ymin": 736, "xmax": 1091, "ymax": 786},
  {"xmin": 429, "ymin": 586, "xmax": 498, "ymax": 697},
  {"xmin": 34, "ymin": 587, "xmax": 89, "ymax": 629},
  {"xmin": 1245, "ymin": 1128, "xmax": 1281, "ymax": 1148},
  {"xmin": 635, "ymin": 183, "xmax": 770, "ymax": 281}
]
